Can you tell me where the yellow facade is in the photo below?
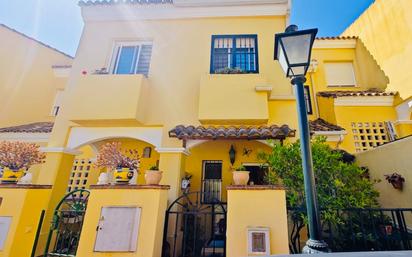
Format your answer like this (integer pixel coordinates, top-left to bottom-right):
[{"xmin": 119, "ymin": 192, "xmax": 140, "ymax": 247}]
[
  {"xmin": 343, "ymin": 0, "xmax": 412, "ymax": 99},
  {"xmin": 0, "ymin": 186, "xmax": 51, "ymax": 257},
  {"xmin": 0, "ymin": 24, "xmax": 72, "ymax": 128}
]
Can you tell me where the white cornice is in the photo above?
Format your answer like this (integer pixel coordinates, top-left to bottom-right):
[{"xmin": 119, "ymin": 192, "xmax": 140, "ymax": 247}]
[
  {"xmin": 393, "ymin": 120, "xmax": 412, "ymax": 126},
  {"xmin": 81, "ymin": 2, "xmax": 289, "ymax": 21},
  {"xmin": 155, "ymin": 147, "xmax": 190, "ymax": 156},
  {"xmin": 313, "ymin": 39, "xmax": 357, "ymax": 49},
  {"xmin": 334, "ymin": 96, "xmax": 394, "ymax": 107},
  {"xmin": 313, "ymin": 131, "xmax": 346, "ymax": 142},
  {"xmin": 174, "ymin": 0, "xmax": 287, "ymax": 7},
  {"xmin": 0, "ymin": 133, "xmax": 50, "ymax": 143},
  {"xmin": 40, "ymin": 147, "xmax": 83, "ymax": 155}
]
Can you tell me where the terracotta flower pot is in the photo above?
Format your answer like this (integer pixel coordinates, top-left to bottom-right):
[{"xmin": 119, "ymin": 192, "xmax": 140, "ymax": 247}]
[
  {"xmin": 1, "ymin": 168, "xmax": 25, "ymax": 184},
  {"xmin": 232, "ymin": 171, "xmax": 250, "ymax": 185},
  {"xmin": 145, "ymin": 170, "xmax": 163, "ymax": 185},
  {"xmin": 114, "ymin": 168, "xmax": 134, "ymax": 184}
]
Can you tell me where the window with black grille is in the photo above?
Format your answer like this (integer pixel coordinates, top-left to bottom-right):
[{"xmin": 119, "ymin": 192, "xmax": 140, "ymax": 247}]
[{"xmin": 210, "ymin": 35, "xmax": 258, "ymax": 74}]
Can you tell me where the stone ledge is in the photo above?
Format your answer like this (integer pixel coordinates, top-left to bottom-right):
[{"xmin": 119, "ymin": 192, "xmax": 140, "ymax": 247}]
[
  {"xmin": 227, "ymin": 185, "xmax": 285, "ymax": 190},
  {"xmin": 0, "ymin": 184, "xmax": 52, "ymax": 189},
  {"xmin": 90, "ymin": 184, "xmax": 171, "ymax": 190}
]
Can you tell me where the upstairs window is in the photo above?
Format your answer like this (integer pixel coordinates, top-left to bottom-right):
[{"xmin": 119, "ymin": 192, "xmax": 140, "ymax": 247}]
[
  {"xmin": 324, "ymin": 62, "xmax": 356, "ymax": 87},
  {"xmin": 211, "ymin": 35, "xmax": 258, "ymax": 74},
  {"xmin": 111, "ymin": 41, "xmax": 153, "ymax": 76}
]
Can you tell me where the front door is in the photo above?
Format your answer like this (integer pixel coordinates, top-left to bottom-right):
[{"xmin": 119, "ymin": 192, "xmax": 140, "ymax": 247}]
[{"xmin": 202, "ymin": 161, "xmax": 222, "ymax": 203}]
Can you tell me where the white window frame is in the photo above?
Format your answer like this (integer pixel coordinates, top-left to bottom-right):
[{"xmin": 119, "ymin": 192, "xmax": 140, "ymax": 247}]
[
  {"xmin": 324, "ymin": 62, "xmax": 357, "ymax": 87},
  {"xmin": 109, "ymin": 41, "xmax": 152, "ymax": 75},
  {"xmin": 247, "ymin": 227, "xmax": 270, "ymax": 256}
]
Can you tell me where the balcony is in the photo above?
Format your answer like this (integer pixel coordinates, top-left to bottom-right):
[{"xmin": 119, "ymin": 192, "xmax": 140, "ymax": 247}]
[
  {"xmin": 68, "ymin": 74, "xmax": 148, "ymax": 126},
  {"xmin": 198, "ymin": 74, "xmax": 270, "ymax": 124}
]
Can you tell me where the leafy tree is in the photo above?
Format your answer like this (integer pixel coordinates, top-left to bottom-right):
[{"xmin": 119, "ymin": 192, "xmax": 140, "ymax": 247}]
[{"xmin": 258, "ymin": 137, "xmax": 380, "ymax": 252}]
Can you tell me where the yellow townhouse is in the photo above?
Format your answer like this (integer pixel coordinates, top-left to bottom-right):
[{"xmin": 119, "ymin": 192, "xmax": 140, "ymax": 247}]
[{"xmin": 0, "ymin": 0, "xmax": 411, "ymax": 257}]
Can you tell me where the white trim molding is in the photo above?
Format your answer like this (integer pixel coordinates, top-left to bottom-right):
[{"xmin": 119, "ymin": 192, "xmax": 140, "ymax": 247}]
[
  {"xmin": 52, "ymin": 65, "xmax": 72, "ymax": 78},
  {"xmin": 313, "ymin": 39, "xmax": 357, "ymax": 49},
  {"xmin": 334, "ymin": 96, "xmax": 394, "ymax": 107},
  {"xmin": 0, "ymin": 133, "xmax": 50, "ymax": 143},
  {"xmin": 67, "ymin": 127, "xmax": 163, "ymax": 150},
  {"xmin": 155, "ymin": 147, "xmax": 190, "ymax": 156},
  {"xmin": 40, "ymin": 147, "xmax": 83, "ymax": 155},
  {"xmin": 392, "ymin": 120, "xmax": 412, "ymax": 126},
  {"xmin": 313, "ymin": 131, "xmax": 346, "ymax": 142},
  {"xmin": 81, "ymin": 1, "xmax": 289, "ymax": 21}
]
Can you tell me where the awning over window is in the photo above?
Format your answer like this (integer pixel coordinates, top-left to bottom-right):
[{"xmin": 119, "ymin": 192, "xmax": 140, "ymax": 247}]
[{"xmin": 169, "ymin": 125, "xmax": 295, "ymax": 140}]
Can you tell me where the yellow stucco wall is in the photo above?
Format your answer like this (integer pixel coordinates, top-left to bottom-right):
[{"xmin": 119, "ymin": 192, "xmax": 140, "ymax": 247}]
[
  {"xmin": 356, "ymin": 137, "xmax": 412, "ymax": 209},
  {"xmin": 343, "ymin": 0, "xmax": 412, "ymax": 99},
  {"xmin": 226, "ymin": 187, "xmax": 289, "ymax": 256},
  {"xmin": 48, "ymin": 15, "xmax": 290, "ymax": 148},
  {"xmin": 0, "ymin": 25, "xmax": 72, "ymax": 127},
  {"xmin": 185, "ymin": 140, "xmax": 271, "ymax": 202},
  {"xmin": 355, "ymin": 136, "xmax": 412, "ymax": 227},
  {"xmin": 76, "ymin": 187, "xmax": 169, "ymax": 257},
  {"xmin": 0, "ymin": 187, "xmax": 51, "ymax": 257}
]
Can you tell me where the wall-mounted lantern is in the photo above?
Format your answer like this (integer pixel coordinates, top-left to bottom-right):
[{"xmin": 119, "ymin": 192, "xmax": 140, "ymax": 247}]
[
  {"xmin": 229, "ymin": 145, "xmax": 236, "ymax": 166},
  {"xmin": 385, "ymin": 173, "xmax": 405, "ymax": 190}
]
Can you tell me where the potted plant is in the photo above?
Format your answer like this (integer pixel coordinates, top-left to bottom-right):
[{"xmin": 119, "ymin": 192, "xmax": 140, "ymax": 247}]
[
  {"xmin": 95, "ymin": 142, "xmax": 140, "ymax": 184},
  {"xmin": 0, "ymin": 141, "xmax": 46, "ymax": 184},
  {"xmin": 232, "ymin": 165, "xmax": 250, "ymax": 185},
  {"xmin": 385, "ymin": 173, "xmax": 405, "ymax": 190},
  {"xmin": 145, "ymin": 164, "xmax": 163, "ymax": 185}
]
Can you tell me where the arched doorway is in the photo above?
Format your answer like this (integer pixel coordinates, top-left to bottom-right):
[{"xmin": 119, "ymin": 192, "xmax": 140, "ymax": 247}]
[{"xmin": 162, "ymin": 192, "xmax": 227, "ymax": 257}]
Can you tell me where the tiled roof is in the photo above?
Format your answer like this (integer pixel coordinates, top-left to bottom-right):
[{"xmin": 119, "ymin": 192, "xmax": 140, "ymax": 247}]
[
  {"xmin": 169, "ymin": 125, "xmax": 295, "ymax": 140},
  {"xmin": 79, "ymin": 0, "xmax": 173, "ymax": 6},
  {"xmin": 0, "ymin": 24, "xmax": 73, "ymax": 59},
  {"xmin": 316, "ymin": 36, "xmax": 358, "ymax": 40},
  {"xmin": 0, "ymin": 122, "xmax": 54, "ymax": 133},
  {"xmin": 317, "ymin": 90, "xmax": 397, "ymax": 98},
  {"xmin": 309, "ymin": 119, "xmax": 344, "ymax": 132}
]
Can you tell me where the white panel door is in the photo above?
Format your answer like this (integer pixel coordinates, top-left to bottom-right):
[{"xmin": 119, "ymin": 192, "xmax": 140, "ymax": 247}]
[
  {"xmin": 0, "ymin": 217, "xmax": 12, "ymax": 250},
  {"xmin": 94, "ymin": 207, "xmax": 141, "ymax": 252}
]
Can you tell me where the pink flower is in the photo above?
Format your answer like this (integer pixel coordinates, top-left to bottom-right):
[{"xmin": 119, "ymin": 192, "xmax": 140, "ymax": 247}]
[{"xmin": 0, "ymin": 141, "xmax": 46, "ymax": 170}]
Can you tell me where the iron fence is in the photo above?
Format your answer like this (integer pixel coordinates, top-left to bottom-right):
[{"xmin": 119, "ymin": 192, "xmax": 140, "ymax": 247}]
[{"xmin": 288, "ymin": 207, "xmax": 412, "ymax": 254}]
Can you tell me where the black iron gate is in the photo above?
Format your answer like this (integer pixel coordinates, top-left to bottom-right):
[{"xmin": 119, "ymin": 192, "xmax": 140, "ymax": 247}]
[
  {"xmin": 162, "ymin": 191, "xmax": 226, "ymax": 257},
  {"xmin": 43, "ymin": 189, "xmax": 90, "ymax": 257}
]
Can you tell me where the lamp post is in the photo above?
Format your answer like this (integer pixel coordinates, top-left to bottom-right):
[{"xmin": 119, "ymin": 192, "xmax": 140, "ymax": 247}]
[{"xmin": 274, "ymin": 25, "xmax": 330, "ymax": 253}]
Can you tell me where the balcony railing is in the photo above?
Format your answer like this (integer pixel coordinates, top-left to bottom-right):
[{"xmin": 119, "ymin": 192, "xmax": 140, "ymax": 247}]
[{"xmin": 201, "ymin": 179, "xmax": 222, "ymax": 204}]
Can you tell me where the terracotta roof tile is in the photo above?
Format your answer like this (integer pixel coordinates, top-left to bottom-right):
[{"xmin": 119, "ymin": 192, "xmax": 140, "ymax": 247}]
[
  {"xmin": 0, "ymin": 122, "xmax": 54, "ymax": 133},
  {"xmin": 79, "ymin": 0, "xmax": 173, "ymax": 6},
  {"xmin": 309, "ymin": 119, "xmax": 344, "ymax": 132},
  {"xmin": 169, "ymin": 125, "xmax": 295, "ymax": 140},
  {"xmin": 316, "ymin": 36, "xmax": 358, "ymax": 40},
  {"xmin": 317, "ymin": 90, "xmax": 397, "ymax": 98}
]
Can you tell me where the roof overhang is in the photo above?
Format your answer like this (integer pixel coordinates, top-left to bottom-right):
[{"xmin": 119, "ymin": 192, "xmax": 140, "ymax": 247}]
[
  {"xmin": 313, "ymin": 38, "xmax": 357, "ymax": 49},
  {"xmin": 0, "ymin": 132, "xmax": 50, "ymax": 143},
  {"xmin": 169, "ymin": 124, "xmax": 295, "ymax": 141},
  {"xmin": 334, "ymin": 96, "xmax": 394, "ymax": 107},
  {"xmin": 80, "ymin": 0, "xmax": 289, "ymax": 21}
]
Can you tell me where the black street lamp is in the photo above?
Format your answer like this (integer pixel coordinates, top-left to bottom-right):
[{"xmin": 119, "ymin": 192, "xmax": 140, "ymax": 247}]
[{"xmin": 274, "ymin": 25, "xmax": 330, "ymax": 253}]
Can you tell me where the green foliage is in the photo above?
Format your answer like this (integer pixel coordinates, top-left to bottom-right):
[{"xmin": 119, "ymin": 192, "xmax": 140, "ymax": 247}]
[
  {"xmin": 149, "ymin": 165, "xmax": 159, "ymax": 170},
  {"xmin": 234, "ymin": 165, "xmax": 247, "ymax": 171},
  {"xmin": 258, "ymin": 137, "xmax": 380, "ymax": 225}
]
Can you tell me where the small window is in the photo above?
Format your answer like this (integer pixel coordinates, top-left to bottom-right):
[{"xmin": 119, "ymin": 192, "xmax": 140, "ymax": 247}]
[
  {"xmin": 142, "ymin": 147, "xmax": 152, "ymax": 158},
  {"xmin": 247, "ymin": 227, "xmax": 270, "ymax": 255},
  {"xmin": 111, "ymin": 41, "xmax": 153, "ymax": 76},
  {"xmin": 304, "ymin": 85, "xmax": 313, "ymax": 114},
  {"xmin": 324, "ymin": 62, "xmax": 356, "ymax": 87},
  {"xmin": 211, "ymin": 35, "xmax": 258, "ymax": 74}
]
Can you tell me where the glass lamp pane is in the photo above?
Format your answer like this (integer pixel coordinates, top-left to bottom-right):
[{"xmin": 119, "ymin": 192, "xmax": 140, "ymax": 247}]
[
  {"xmin": 277, "ymin": 45, "xmax": 289, "ymax": 75},
  {"xmin": 290, "ymin": 66, "xmax": 306, "ymax": 76},
  {"xmin": 281, "ymin": 33, "xmax": 312, "ymax": 66}
]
